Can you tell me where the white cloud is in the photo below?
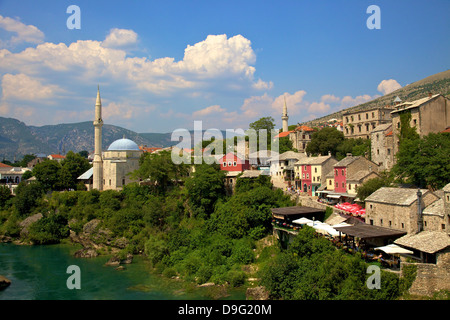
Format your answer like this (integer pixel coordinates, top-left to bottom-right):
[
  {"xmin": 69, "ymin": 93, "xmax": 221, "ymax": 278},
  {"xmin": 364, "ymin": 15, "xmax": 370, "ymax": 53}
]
[
  {"xmin": 0, "ymin": 15, "xmax": 44, "ymax": 48},
  {"xmin": 252, "ymin": 78, "xmax": 273, "ymax": 90},
  {"xmin": 321, "ymin": 94, "xmax": 340, "ymax": 103},
  {"xmin": 308, "ymin": 101, "xmax": 330, "ymax": 114},
  {"xmin": 1, "ymin": 73, "xmax": 60, "ymax": 101},
  {"xmin": 102, "ymin": 28, "xmax": 138, "ymax": 49},
  {"xmin": 377, "ymin": 79, "xmax": 402, "ymax": 95},
  {"xmin": 272, "ymin": 90, "xmax": 308, "ymax": 115},
  {"xmin": 192, "ymin": 105, "xmax": 226, "ymax": 118},
  {"xmin": 340, "ymin": 94, "xmax": 374, "ymax": 108}
]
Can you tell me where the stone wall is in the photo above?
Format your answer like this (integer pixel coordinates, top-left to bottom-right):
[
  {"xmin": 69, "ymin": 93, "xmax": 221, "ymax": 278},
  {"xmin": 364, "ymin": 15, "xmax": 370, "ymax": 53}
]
[{"xmin": 401, "ymin": 248, "xmax": 450, "ymax": 296}]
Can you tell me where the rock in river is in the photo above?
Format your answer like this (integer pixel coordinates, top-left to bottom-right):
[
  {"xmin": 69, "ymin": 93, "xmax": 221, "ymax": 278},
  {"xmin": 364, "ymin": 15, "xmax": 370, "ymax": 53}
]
[{"xmin": 0, "ymin": 275, "xmax": 11, "ymax": 291}]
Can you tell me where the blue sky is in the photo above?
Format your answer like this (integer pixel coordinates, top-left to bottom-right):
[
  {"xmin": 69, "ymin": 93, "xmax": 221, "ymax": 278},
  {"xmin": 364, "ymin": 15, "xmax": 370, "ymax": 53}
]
[{"xmin": 0, "ymin": 0, "xmax": 449, "ymax": 134}]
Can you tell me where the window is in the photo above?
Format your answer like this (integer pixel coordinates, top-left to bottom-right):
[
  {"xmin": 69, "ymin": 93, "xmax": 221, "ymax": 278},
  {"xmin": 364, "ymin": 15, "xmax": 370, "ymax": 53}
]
[
  {"xmin": 348, "ymin": 184, "xmax": 351, "ymax": 189},
  {"xmin": 306, "ymin": 173, "xmax": 309, "ymax": 179},
  {"xmin": 329, "ymin": 180, "xmax": 332, "ymax": 185},
  {"xmin": 366, "ymin": 113, "xmax": 369, "ymax": 119},
  {"xmin": 304, "ymin": 165, "xmax": 307, "ymax": 170},
  {"xmin": 397, "ymin": 122, "xmax": 400, "ymax": 128},
  {"xmin": 336, "ymin": 182, "xmax": 338, "ymax": 187},
  {"xmin": 358, "ymin": 126, "xmax": 361, "ymax": 132},
  {"xmin": 346, "ymin": 117, "xmax": 349, "ymax": 123},
  {"xmin": 335, "ymin": 169, "xmax": 338, "ymax": 175},
  {"xmin": 389, "ymin": 221, "xmax": 392, "ymax": 227},
  {"xmin": 302, "ymin": 173, "xmax": 305, "ymax": 179},
  {"xmin": 314, "ymin": 167, "xmax": 317, "ymax": 173},
  {"xmin": 387, "ymin": 148, "xmax": 391, "ymax": 155},
  {"xmin": 380, "ymin": 219, "xmax": 383, "ymax": 226},
  {"xmin": 370, "ymin": 219, "xmax": 374, "ymax": 225},
  {"xmin": 346, "ymin": 128, "xmax": 349, "ymax": 134},
  {"xmin": 358, "ymin": 114, "xmax": 361, "ymax": 120},
  {"xmin": 369, "ymin": 204, "xmax": 373, "ymax": 209},
  {"xmin": 109, "ymin": 179, "xmax": 111, "ymax": 186},
  {"xmin": 122, "ymin": 178, "xmax": 125, "ymax": 185},
  {"xmin": 377, "ymin": 149, "xmax": 379, "ymax": 155},
  {"xmin": 413, "ymin": 119, "xmax": 417, "ymax": 126},
  {"xmin": 401, "ymin": 223, "xmax": 404, "ymax": 229},
  {"xmin": 233, "ymin": 161, "xmax": 237, "ymax": 166},
  {"xmin": 342, "ymin": 182, "xmax": 345, "ymax": 188},
  {"xmin": 228, "ymin": 162, "xmax": 232, "ymax": 167},
  {"xmin": 442, "ymin": 224, "xmax": 446, "ymax": 230},
  {"xmin": 223, "ymin": 162, "xmax": 227, "ymax": 167},
  {"xmin": 341, "ymin": 169, "xmax": 344, "ymax": 176}
]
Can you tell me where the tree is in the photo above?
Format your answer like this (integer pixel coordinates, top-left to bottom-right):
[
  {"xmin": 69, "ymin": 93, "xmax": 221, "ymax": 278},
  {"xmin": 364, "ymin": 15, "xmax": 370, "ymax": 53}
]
[
  {"xmin": 0, "ymin": 186, "xmax": 12, "ymax": 208},
  {"xmin": 185, "ymin": 163, "xmax": 226, "ymax": 217},
  {"xmin": 78, "ymin": 150, "xmax": 89, "ymax": 158},
  {"xmin": 337, "ymin": 138, "xmax": 371, "ymax": 160},
  {"xmin": 249, "ymin": 116, "xmax": 276, "ymax": 150},
  {"xmin": 306, "ymin": 127, "xmax": 344, "ymax": 157},
  {"xmin": 393, "ymin": 132, "xmax": 450, "ymax": 189},
  {"xmin": 278, "ymin": 136, "xmax": 297, "ymax": 153},
  {"xmin": 356, "ymin": 172, "xmax": 393, "ymax": 202},
  {"xmin": 59, "ymin": 151, "xmax": 91, "ymax": 190},
  {"xmin": 32, "ymin": 159, "xmax": 61, "ymax": 191},
  {"xmin": 131, "ymin": 150, "xmax": 189, "ymax": 194},
  {"xmin": 13, "ymin": 182, "xmax": 44, "ymax": 217}
]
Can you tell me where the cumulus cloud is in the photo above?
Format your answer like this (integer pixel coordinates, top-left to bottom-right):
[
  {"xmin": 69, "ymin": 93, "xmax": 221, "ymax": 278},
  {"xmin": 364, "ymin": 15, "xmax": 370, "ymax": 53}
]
[
  {"xmin": 102, "ymin": 28, "xmax": 138, "ymax": 49},
  {"xmin": 377, "ymin": 79, "xmax": 402, "ymax": 95},
  {"xmin": 1, "ymin": 73, "xmax": 60, "ymax": 101},
  {"xmin": 0, "ymin": 15, "xmax": 44, "ymax": 48}
]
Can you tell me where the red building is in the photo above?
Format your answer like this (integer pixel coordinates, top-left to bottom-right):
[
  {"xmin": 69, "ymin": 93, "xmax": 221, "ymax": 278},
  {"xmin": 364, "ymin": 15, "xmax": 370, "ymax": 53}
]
[
  {"xmin": 300, "ymin": 163, "xmax": 312, "ymax": 194},
  {"xmin": 334, "ymin": 166, "xmax": 347, "ymax": 193},
  {"xmin": 219, "ymin": 153, "xmax": 250, "ymax": 172}
]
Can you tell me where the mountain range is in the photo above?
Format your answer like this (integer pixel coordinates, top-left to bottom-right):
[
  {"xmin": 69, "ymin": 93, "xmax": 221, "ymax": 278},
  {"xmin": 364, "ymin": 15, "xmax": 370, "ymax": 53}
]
[{"xmin": 1, "ymin": 69, "xmax": 449, "ymax": 161}]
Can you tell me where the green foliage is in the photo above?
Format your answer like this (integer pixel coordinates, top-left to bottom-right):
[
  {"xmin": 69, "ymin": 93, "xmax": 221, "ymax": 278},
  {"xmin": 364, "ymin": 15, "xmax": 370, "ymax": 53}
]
[
  {"xmin": 306, "ymin": 127, "xmax": 345, "ymax": 157},
  {"xmin": 185, "ymin": 164, "xmax": 226, "ymax": 218},
  {"xmin": 278, "ymin": 136, "xmax": 297, "ymax": 153},
  {"xmin": 13, "ymin": 182, "xmax": 44, "ymax": 217},
  {"xmin": 132, "ymin": 150, "xmax": 189, "ymax": 194},
  {"xmin": 32, "ymin": 159, "xmax": 61, "ymax": 191},
  {"xmin": 259, "ymin": 227, "xmax": 403, "ymax": 300},
  {"xmin": 59, "ymin": 151, "xmax": 91, "ymax": 190},
  {"xmin": 356, "ymin": 171, "xmax": 394, "ymax": 202},
  {"xmin": 27, "ymin": 214, "xmax": 69, "ymax": 244},
  {"xmin": 393, "ymin": 132, "xmax": 450, "ymax": 189},
  {"xmin": 337, "ymin": 138, "xmax": 371, "ymax": 160},
  {"xmin": 0, "ymin": 186, "xmax": 12, "ymax": 209}
]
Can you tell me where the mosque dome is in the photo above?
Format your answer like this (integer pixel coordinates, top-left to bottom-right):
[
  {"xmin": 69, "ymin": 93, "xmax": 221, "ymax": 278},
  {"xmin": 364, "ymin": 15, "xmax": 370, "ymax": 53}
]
[{"xmin": 107, "ymin": 138, "xmax": 140, "ymax": 151}]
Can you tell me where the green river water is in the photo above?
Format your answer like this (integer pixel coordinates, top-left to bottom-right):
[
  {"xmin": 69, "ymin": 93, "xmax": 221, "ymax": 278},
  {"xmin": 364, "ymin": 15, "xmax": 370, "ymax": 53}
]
[{"xmin": 0, "ymin": 243, "xmax": 246, "ymax": 300}]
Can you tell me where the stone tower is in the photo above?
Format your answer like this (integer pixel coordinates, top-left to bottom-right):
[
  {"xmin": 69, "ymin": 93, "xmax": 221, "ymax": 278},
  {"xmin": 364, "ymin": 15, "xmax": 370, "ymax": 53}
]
[
  {"xmin": 93, "ymin": 86, "xmax": 103, "ymax": 190},
  {"xmin": 282, "ymin": 95, "xmax": 289, "ymax": 132}
]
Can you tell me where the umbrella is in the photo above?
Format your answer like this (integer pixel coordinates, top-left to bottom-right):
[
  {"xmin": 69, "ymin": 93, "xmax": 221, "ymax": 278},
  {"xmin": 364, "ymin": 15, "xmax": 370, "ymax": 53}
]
[
  {"xmin": 293, "ymin": 217, "xmax": 314, "ymax": 225},
  {"xmin": 375, "ymin": 244, "xmax": 414, "ymax": 255}
]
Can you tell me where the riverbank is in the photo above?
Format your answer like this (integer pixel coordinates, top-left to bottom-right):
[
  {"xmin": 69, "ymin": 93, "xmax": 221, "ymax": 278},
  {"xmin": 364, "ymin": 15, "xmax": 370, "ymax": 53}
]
[{"xmin": 0, "ymin": 242, "xmax": 247, "ymax": 300}]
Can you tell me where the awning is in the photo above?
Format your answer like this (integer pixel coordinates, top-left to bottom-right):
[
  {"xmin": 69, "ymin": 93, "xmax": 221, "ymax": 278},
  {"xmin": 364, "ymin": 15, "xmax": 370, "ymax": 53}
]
[
  {"xmin": 292, "ymin": 217, "xmax": 314, "ymax": 225},
  {"xmin": 327, "ymin": 194, "xmax": 341, "ymax": 199},
  {"xmin": 375, "ymin": 244, "xmax": 414, "ymax": 255},
  {"xmin": 334, "ymin": 224, "xmax": 406, "ymax": 239}
]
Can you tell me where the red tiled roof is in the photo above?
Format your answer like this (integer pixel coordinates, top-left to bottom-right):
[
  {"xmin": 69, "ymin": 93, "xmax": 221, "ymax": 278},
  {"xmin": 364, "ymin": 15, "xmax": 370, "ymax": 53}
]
[
  {"xmin": 0, "ymin": 162, "xmax": 12, "ymax": 168},
  {"xmin": 49, "ymin": 154, "xmax": 65, "ymax": 159},
  {"xmin": 295, "ymin": 125, "xmax": 314, "ymax": 132},
  {"xmin": 274, "ymin": 130, "xmax": 293, "ymax": 138},
  {"xmin": 442, "ymin": 127, "xmax": 450, "ymax": 133},
  {"xmin": 139, "ymin": 146, "xmax": 162, "ymax": 153}
]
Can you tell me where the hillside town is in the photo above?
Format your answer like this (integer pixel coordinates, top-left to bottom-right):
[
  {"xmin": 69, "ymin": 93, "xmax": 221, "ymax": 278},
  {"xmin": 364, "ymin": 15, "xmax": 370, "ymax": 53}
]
[{"xmin": 1, "ymin": 86, "xmax": 449, "ymax": 298}]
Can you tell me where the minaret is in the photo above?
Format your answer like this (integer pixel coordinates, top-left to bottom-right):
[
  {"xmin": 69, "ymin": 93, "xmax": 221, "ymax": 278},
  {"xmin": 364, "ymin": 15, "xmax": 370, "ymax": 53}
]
[
  {"xmin": 282, "ymin": 95, "xmax": 289, "ymax": 132},
  {"xmin": 93, "ymin": 86, "xmax": 103, "ymax": 190}
]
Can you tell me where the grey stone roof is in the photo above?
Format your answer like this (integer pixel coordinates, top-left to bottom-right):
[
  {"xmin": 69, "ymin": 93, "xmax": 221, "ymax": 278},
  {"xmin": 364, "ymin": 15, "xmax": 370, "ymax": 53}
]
[
  {"xmin": 295, "ymin": 155, "xmax": 335, "ymax": 166},
  {"xmin": 346, "ymin": 170, "xmax": 378, "ymax": 183},
  {"xmin": 423, "ymin": 198, "xmax": 444, "ymax": 217},
  {"xmin": 395, "ymin": 231, "xmax": 450, "ymax": 254},
  {"xmin": 443, "ymin": 183, "xmax": 450, "ymax": 192},
  {"xmin": 365, "ymin": 187, "xmax": 430, "ymax": 206},
  {"xmin": 334, "ymin": 156, "xmax": 361, "ymax": 167}
]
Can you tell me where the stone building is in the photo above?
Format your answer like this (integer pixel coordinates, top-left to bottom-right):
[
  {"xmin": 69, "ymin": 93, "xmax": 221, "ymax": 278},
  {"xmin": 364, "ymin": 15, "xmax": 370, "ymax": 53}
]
[
  {"xmin": 269, "ymin": 151, "xmax": 306, "ymax": 186},
  {"xmin": 370, "ymin": 123, "xmax": 394, "ymax": 171},
  {"xmin": 288, "ymin": 125, "xmax": 314, "ymax": 153},
  {"xmin": 365, "ymin": 187, "xmax": 440, "ymax": 235},
  {"xmin": 343, "ymin": 106, "xmax": 393, "ymax": 139},
  {"xmin": 391, "ymin": 93, "xmax": 450, "ymax": 156}
]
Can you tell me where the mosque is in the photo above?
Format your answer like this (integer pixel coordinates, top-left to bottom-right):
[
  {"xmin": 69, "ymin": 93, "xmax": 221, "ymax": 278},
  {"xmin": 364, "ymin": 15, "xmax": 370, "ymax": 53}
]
[{"xmin": 78, "ymin": 87, "xmax": 142, "ymax": 191}]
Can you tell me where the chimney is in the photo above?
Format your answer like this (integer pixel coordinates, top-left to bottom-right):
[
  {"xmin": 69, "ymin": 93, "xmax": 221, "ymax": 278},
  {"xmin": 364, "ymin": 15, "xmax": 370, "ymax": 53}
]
[
  {"xmin": 428, "ymin": 92, "xmax": 432, "ymax": 98},
  {"xmin": 417, "ymin": 189, "xmax": 423, "ymax": 233},
  {"xmin": 346, "ymin": 153, "xmax": 352, "ymax": 157},
  {"xmin": 328, "ymin": 151, "xmax": 331, "ymax": 156}
]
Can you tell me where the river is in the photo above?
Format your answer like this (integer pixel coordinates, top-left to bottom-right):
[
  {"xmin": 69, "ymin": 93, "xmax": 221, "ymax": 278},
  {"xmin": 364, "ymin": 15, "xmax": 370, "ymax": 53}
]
[{"xmin": 0, "ymin": 243, "xmax": 246, "ymax": 300}]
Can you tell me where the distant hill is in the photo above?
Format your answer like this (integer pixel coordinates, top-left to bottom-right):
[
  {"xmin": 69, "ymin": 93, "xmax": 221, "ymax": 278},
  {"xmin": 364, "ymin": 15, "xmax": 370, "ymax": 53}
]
[
  {"xmin": 304, "ymin": 69, "xmax": 450, "ymax": 126},
  {"xmin": 0, "ymin": 118, "xmax": 176, "ymax": 161},
  {"xmin": 0, "ymin": 117, "xmax": 238, "ymax": 161}
]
